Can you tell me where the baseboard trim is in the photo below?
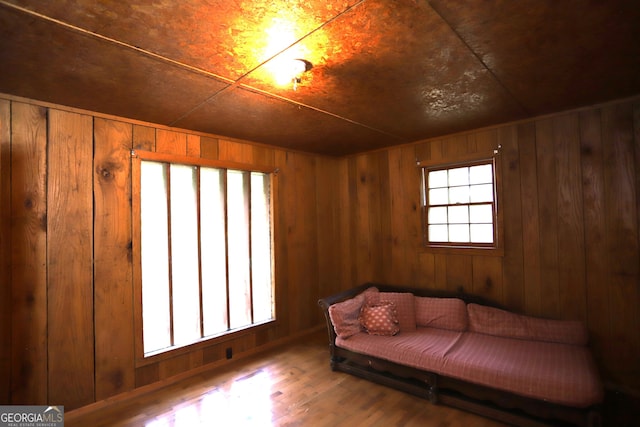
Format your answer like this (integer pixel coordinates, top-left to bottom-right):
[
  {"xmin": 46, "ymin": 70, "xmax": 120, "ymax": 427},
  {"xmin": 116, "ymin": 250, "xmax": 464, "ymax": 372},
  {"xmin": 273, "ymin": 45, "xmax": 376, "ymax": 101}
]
[{"xmin": 66, "ymin": 325, "xmax": 324, "ymax": 422}]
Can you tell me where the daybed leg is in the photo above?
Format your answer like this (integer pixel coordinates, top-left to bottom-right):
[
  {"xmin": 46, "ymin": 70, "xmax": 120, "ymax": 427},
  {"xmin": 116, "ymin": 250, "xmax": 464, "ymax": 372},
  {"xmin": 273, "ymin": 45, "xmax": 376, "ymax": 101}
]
[
  {"xmin": 329, "ymin": 357, "xmax": 343, "ymax": 371},
  {"xmin": 427, "ymin": 387, "xmax": 438, "ymax": 404},
  {"xmin": 426, "ymin": 377, "xmax": 438, "ymax": 404}
]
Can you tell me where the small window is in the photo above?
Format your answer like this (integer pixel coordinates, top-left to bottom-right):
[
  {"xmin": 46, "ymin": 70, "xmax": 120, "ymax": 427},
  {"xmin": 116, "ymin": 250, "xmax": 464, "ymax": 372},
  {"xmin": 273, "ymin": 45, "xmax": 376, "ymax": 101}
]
[{"xmin": 422, "ymin": 159, "xmax": 498, "ymax": 249}]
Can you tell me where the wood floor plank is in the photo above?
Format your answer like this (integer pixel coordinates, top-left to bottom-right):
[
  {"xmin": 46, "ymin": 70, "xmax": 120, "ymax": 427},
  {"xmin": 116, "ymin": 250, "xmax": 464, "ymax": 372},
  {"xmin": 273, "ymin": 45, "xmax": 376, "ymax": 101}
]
[{"xmin": 66, "ymin": 332, "xmax": 506, "ymax": 427}]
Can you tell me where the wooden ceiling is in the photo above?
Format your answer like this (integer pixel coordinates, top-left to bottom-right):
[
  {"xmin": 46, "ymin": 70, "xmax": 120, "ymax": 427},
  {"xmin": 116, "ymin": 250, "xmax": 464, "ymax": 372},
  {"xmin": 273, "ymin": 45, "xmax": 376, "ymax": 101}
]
[{"xmin": 1, "ymin": 0, "xmax": 639, "ymax": 156}]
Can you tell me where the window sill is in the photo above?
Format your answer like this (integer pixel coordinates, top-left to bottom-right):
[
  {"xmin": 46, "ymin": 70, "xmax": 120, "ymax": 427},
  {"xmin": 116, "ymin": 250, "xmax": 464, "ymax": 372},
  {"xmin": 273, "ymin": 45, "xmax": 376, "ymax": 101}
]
[
  {"xmin": 421, "ymin": 245, "xmax": 504, "ymax": 257},
  {"xmin": 135, "ymin": 319, "xmax": 278, "ymax": 367}
]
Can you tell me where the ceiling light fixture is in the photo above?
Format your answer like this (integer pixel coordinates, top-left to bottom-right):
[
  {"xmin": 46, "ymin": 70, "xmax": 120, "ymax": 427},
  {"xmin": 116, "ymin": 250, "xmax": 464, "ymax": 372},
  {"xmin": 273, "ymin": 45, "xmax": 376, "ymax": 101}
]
[
  {"xmin": 271, "ymin": 58, "xmax": 313, "ymax": 90},
  {"xmin": 290, "ymin": 59, "xmax": 313, "ymax": 90}
]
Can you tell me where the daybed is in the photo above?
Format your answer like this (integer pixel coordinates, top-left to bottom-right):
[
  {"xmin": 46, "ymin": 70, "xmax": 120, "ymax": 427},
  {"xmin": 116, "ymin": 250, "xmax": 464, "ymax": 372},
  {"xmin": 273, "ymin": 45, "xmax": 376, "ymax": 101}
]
[{"xmin": 318, "ymin": 284, "xmax": 603, "ymax": 427}]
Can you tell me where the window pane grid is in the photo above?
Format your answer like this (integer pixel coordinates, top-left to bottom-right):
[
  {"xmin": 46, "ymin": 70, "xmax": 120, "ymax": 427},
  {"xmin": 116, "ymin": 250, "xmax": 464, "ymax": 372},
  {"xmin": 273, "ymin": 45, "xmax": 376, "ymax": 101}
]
[
  {"xmin": 140, "ymin": 159, "xmax": 274, "ymax": 356},
  {"xmin": 424, "ymin": 161, "xmax": 496, "ymax": 247}
]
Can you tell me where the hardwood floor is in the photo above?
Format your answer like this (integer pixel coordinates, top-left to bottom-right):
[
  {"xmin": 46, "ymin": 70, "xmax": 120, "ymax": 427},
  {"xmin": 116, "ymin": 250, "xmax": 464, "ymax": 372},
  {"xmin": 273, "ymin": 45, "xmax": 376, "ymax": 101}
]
[{"xmin": 66, "ymin": 331, "xmax": 505, "ymax": 427}]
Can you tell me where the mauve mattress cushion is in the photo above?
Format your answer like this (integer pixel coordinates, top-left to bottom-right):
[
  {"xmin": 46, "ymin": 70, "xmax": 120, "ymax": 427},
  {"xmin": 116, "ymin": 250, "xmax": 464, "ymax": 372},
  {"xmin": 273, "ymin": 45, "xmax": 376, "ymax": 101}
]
[
  {"xmin": 443, "ymin": 332, "xmax": 603, "ymax": 407},
  {"xmin": 336, "ymin": 327, "xmax": 463, "ymax": 374},
  {"xmin": 336, "ymin": 328, "xmax": 603, "ymax": 408}
]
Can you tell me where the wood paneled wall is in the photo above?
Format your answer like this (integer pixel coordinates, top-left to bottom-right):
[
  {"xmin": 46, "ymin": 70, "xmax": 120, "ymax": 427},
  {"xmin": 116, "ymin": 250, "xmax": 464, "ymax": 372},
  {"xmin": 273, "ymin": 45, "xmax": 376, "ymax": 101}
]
[
  {"xmin": 1, "ymin": 94, "xmax": 639, "ymax": 409},
  {"xmin": 341, "ymin": 98, "xmax": 640, "ymax": 391},
  {"xmin": 0, "ymin": 96, "xmax": 340, "ymax": 409}
]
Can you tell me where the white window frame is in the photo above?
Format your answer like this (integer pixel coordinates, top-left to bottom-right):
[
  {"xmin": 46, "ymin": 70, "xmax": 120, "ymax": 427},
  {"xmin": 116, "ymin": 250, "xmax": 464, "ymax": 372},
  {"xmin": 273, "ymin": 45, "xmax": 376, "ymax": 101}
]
[{"xmin": 421, "ymin": 155, "xmax": 503, "ymax": 254}]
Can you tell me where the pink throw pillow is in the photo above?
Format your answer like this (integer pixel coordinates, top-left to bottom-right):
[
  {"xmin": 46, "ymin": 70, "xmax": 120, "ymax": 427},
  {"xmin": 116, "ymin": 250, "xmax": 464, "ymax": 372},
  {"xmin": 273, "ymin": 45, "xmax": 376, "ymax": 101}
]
[
  {"xmin": 414, "ymin": 296, "xmax": 468, "ymax": 331},
  {"xmin": 365, "ymin": 292, "xmax": 416, "ymax": 331},
  {"xmin": 359, "ymin": 302, "xmax": 400, "ymax": 336},
  {"xmin": 467, "ymin": 303, "xmax": 528, "ymax": 339},
  {"xmin": 467, "ymin": 304, "xmax": 588, "ymax": 345},
  {"xmin": 328, "ymin": 287, "xmax": 379, "ymax": 339}
]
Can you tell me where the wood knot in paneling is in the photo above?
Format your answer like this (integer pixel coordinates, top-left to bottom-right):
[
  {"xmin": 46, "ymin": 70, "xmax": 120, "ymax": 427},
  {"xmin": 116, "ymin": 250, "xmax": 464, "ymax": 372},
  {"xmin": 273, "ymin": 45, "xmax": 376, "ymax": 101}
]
[
  {"xmin": 96, "ymin": 161, "xmax": 122, "ymax": 182},
  {"xmin": 127, "ymin": 241, "xmax": 133, "ymax": 263},
  {"xmin": 25, "ymin": 293, "xmax": 35, "ymax": 306}
]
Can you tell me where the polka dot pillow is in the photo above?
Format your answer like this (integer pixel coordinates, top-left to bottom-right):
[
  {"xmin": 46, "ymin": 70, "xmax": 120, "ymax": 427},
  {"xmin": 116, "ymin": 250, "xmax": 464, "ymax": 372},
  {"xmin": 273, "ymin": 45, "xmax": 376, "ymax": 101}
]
[{"xmin": 359, "ymin": 302, "xmax": 400, "ymax": 336}]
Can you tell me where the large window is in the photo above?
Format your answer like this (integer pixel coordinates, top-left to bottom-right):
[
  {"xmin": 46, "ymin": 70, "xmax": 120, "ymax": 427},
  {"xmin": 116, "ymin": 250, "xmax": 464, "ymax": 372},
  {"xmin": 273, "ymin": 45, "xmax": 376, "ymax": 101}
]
[
  {"xmin": 133, "ymin": 152, "xmax": 275, "ymax": 357},
  {"xmin": 422, "ymin": 159, "xmax": 499, "ymax": 250}
]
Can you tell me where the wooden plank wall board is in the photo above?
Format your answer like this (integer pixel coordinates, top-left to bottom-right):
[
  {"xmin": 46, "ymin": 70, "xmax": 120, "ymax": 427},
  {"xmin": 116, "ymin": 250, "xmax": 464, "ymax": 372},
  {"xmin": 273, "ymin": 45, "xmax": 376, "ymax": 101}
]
[
  {"xmin": 353, "ymin": 153, "xmax": 385, "ymax": 284},
  {"xmin": 218, "ymin": 139, "xmax": 253, "ymax": 163},
  {"xmin": 0, "ymin": 99, "xmax": 10, "ymax": 404},
  {"xmin": 534, "ymin": 118, "xmax": 561, "ymax": 317},
  {"xmin": 266, "ymin": 149, "xmax": 294, "ymax": 336},
  {"xmin": 346, "ymin": 157, "xmax": 360, "ymax": 285},
  {"xmin": 377, "ymin": 151, "xmax": 392, "ymax": 284},
  {"xmin": 471, "ymin": 256, "xmax": 503, "ymax": 303},
  {"xmin": 498, "ymin": 125, "xmax": 525, "ymax": 311},
  {"xmin": 273, "ymin": 150, "xmax": 290, "ymax": 338},
  {"xmin": 315, "ymin": 157, "xmax": 342, "ymax": 300},
  {"xmin": 133, "ymin": 125, "xmax": 155, "ymax": 152},
  {"xmin": 47, "ymin": 109, "xmax": 94, "ymax": 408},
  {"xmin": 446, "ymin": 255, "xmax": 473, "ymax": 293},
  {"xmin": 352, "ymin": 155, "xmax": 370, "ymax": 284},
  {"xmin": 601, "ymin": 103, "xmax": 640, "ymax": 386},
  {"xmin": 554, "ymin": 114, "xmax": 587, "ymax": 322},
  {"xmin": 579, "ymin": 108, "xmax": 609, "ymax": 376},
  {"xmin": 518, "ymin": 122, "xmax": 542, "ymax": 316},
  {"xmin": 93, "ymin": 118, "xmax": 135, "ymax": 400},
  {"xmin": 336, "ymin": 158, "xmax": 355, "ymax": 288},
  {"xmin": 635, "ymin": 101, "xmax": 640, "ymax": 387},
  {"xmin": 636, "ymin": 102, "xmax": 640, "ymax": 265},
  {"xmin": 10, "ymin": 102, "xmax": 48, "ymax": 404},
  {"xmin": 186, "ymin": 134, "xmax": 200, "ymax": 157},
  {"xmin": 402, "ymin": 145, "xmax": 424, "ymax": 285},
  {"xmin": 387, "ymin": 146, "xmax": 417, "ymax": 286},
  {"xmin": 199, "ymin": 136, "xmax": 219, "ymax": 160},
  {"xmin": 290, "ymin": 153, "xmax": 320, "ymax": 330},
  {"xmin": 156, "ymin": 129, "xmax": 187, "ymax": 155}
]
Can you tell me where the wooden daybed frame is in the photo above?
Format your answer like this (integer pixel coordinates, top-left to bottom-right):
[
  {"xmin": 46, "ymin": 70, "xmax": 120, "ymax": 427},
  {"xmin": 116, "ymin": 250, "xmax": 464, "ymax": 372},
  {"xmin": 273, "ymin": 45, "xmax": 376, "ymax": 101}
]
[{"xmin": 318, "ymin": 283, "xmax": 602, "ymax": 427}]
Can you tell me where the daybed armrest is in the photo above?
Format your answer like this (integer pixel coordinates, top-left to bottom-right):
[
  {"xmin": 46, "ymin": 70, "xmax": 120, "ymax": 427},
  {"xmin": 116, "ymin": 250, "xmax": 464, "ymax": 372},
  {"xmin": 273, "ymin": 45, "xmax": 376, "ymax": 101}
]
[
  {"xmin": 318, "ymin": 283, "xmax": 374, "ymax": 353},
  {"xmin": 317, "ymin": 283, "xmax": 374, "ymax": 311}
]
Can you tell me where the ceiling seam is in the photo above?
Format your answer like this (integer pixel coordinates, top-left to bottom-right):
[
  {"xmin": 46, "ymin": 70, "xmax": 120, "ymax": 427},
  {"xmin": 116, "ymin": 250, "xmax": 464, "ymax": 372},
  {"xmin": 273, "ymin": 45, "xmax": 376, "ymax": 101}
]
[
  {"xmin": 168, "ymin": 0, "xmax": 375, "ymax": 128},
  {"xmin": 0, "ymin": 0, "xmax": 236, "ymax": 86},
  {"xmin": 425, "ymin": 1, "xmax": 530, "ymax": 116},
  {"xmin": 236, "ymin": 83, "xmax": 408, "ymax": 141}
]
